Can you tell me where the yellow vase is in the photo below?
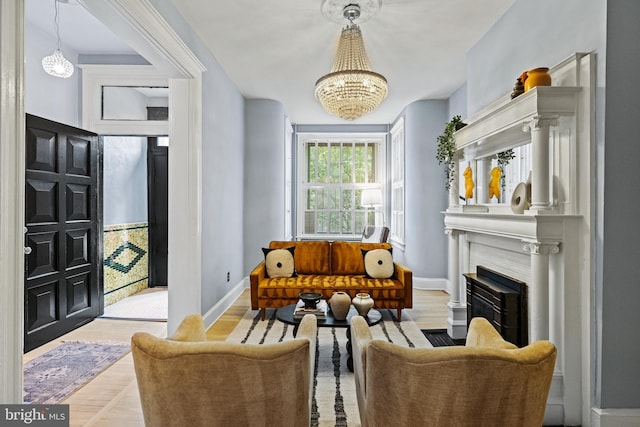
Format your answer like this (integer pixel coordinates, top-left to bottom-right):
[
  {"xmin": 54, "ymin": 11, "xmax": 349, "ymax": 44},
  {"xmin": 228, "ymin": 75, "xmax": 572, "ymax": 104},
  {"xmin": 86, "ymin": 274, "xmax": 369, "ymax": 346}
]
[{"xmin": 524, "ymin": 67, "xmax": 551, "ymax": 92}]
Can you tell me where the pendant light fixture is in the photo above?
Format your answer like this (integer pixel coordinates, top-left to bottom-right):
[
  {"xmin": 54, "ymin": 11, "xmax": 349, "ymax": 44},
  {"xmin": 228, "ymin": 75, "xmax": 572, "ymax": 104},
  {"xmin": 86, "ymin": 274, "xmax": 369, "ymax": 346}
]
[
  {"xmin": 42, "ymin": 0, "xmax": 74, "ymax": 79},
  {"xmin": 315, "ymin": 2, "xmax": 388, "ymax": 120}
]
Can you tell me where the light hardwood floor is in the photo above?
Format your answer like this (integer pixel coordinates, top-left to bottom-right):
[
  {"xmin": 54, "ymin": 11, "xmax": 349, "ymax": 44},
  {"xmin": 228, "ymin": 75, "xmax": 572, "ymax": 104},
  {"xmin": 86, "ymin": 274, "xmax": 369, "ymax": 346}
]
[{"xmin": 24, "ymin": 288, "xmax": 449, "ymax": 426}]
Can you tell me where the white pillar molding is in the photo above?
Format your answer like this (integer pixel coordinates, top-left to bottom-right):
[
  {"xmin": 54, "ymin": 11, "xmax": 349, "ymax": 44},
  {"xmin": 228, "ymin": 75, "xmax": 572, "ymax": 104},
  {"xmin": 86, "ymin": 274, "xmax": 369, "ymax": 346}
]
[
  {"xmin": 445, "ymin": 228, "xmax": 462, "ymax": 302},
  {"xmin": 446, "ymin": 228, "xmax": 467, "ymax": 339},
  {"xmin": 0, "ymin": 0, "xmax": 25, "ymax": 403},
  {"xmin": 521, "ymin": 240, "xmax": 560, "ymax": 256},
  {"xmin": 522, "ymin": 116, "xmax": 558, "ymax": 212},
  {"xmin": 521, "ymin": 240, "xmax": 560, "ymax": 341}
]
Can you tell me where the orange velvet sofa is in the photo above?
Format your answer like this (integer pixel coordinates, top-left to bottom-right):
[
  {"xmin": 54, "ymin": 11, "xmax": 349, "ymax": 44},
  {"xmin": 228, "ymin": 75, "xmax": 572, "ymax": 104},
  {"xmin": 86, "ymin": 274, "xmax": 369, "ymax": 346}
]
[{"xmin": 250, "ymin": 240, "xmax": 412, "ymax": 321}]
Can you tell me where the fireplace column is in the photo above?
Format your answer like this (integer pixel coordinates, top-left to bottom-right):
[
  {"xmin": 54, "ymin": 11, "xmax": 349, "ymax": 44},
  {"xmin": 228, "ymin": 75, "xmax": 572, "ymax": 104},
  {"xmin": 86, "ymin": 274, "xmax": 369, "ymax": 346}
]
[
  {"xmin": 522, "ymin": 116, "xmax": 558, "ymax": 212},
  {"xmin": 446, "ymin": 228, "xmax": 466, "ymax": 339},
  {"xmin": 521, "ymin": 240, "xmax": 560, "ymax": 341}
]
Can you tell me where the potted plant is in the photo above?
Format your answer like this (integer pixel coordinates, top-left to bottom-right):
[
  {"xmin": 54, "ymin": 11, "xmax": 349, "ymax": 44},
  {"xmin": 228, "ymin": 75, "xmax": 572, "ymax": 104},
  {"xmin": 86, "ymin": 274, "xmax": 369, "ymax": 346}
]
[{"xmin": 436, "ymin": 115, "xmax": 465, "ymax": 191}]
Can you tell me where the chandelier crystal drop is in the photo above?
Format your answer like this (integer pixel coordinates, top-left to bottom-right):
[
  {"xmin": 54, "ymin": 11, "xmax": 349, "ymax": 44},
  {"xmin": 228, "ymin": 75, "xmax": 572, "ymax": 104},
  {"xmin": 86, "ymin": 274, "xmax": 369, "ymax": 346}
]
[
  {"xmin": 42, "ymin": 0, "xmax": 74, "ymax": 79},
  {"xmin": 315, "ymin": 5, "xmax": 388, "ymax": 120}
]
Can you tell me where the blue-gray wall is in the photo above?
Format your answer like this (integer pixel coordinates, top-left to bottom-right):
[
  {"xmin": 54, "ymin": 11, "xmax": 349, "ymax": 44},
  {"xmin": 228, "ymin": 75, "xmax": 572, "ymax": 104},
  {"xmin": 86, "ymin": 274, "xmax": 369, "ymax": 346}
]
[
  {"xmin": 25, "ymin": 21, "xmax": 79, "ymax": 127},
  {"xmin": 148, "ymin": 0, "xmax": 246, "ymax": 312},
  {"xmin": 243, "ymin": 99, "xmax": 287, "ymax": 273},
  {"xmin": 394, "ymin": 100, "xmax": 448, "ymax": 279},
  {"xmin": 466, "ymin": 0, "xmax": 605, "ymax": 116},
  {"xmin": 601, "ymin": 0, "xmax": 640, "ymax": 409},
  {"xmin": 102, "ymin": 136, "xmax": 148, "ymax": 226}
]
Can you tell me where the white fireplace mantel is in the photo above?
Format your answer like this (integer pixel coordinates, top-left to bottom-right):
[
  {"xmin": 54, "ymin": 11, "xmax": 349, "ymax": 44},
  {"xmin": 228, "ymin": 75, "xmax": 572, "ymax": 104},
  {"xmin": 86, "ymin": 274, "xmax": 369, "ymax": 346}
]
[
  {"xmin": 454, "ymin": 86, "xmax": 580, "ymax": 160},
  {"xmin": 444, "ymin": 211, "xmax": 580, "ymax": 242},
  {"xmin": 443, "ymin": 53, "xmax": 595, "ymax": 425}
]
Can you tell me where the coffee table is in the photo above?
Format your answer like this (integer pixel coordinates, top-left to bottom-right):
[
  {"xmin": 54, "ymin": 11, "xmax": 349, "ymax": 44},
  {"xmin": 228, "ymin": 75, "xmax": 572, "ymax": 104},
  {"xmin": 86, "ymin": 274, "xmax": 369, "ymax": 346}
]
[{"xmin": 276, "ymin": 303, "xmax": 382, "ymax": 371}]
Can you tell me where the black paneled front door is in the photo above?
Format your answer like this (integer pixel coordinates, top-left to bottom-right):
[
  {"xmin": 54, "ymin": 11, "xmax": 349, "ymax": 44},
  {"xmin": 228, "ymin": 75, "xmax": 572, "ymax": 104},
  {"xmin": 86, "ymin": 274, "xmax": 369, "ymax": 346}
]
[{"xmin": 24, "ymin": 114, "xmax": 102, "ymax": 352}]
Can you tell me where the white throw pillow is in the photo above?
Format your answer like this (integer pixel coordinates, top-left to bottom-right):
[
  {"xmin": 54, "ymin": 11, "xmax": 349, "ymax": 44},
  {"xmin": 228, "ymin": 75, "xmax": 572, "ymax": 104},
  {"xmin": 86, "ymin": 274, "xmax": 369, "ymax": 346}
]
[
  {"xmin": 362, "ymin": 248, "xmax": 394, "ymax": 279},
  {"xmin": 262, "ymin": 247, "xmax": 297, "ymax": 278}
]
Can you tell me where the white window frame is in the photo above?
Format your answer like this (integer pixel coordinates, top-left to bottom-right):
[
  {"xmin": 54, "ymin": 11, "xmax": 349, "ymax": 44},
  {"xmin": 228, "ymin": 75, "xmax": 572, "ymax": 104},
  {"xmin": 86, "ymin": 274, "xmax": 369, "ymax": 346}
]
[
  {"xmin": 390, "ymin": 118, "xmax": 405, "ymax": 248},
  {"xmin": 296, "ymin": 132, "xmax": 386, "ymax": 240},
  {"xmin": 79, "ymin": 64, "xmax": 169, "ymax": 136}
]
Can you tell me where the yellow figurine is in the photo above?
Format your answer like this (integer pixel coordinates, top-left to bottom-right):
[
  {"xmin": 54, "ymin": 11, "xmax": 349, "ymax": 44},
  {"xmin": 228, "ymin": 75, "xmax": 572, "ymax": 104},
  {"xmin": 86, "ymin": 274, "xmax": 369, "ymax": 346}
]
[
  {"xmin": 488, "ymin": 166, "xmax": 502, "ymax": 200},
  {"xmin": 463, "ymin": 166, "xmax": 474, "ymax": 200}
]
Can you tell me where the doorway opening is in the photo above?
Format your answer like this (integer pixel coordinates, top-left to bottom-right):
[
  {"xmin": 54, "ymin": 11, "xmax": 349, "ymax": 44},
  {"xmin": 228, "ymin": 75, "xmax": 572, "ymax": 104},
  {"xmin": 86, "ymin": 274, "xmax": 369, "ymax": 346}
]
[{"xmin": 101, "ymin": 135, "xmax": 168, "ymax": 320}]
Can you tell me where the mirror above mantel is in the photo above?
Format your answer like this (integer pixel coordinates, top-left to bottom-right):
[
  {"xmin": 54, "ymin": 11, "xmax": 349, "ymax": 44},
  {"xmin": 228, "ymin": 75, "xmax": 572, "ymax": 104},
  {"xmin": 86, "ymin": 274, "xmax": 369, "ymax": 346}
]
[{"xmin": 448, "ymin": 85, "xmax": 581, "ymax": 215}]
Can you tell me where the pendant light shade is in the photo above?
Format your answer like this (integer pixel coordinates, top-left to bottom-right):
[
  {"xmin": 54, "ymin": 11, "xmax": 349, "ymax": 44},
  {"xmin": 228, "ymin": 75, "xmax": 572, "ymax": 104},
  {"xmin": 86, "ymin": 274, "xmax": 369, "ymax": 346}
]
[
  {"xmin": 315, "ymin": 4, "xmax": 388, "ymax": 120},
  {"xmin": 42, "ymin": 0, "xmax": 74, "ymax": 79},
  {"xmin": 42, "ymin": 49, "xmax": 74, "ymax": 79}
]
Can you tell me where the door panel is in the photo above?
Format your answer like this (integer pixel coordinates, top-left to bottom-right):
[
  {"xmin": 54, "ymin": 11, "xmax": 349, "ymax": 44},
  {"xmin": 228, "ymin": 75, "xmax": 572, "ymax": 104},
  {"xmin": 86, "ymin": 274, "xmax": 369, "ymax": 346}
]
[{"xmin": 24, "ymin": 114, "xmax": 102, "ymax": 352}]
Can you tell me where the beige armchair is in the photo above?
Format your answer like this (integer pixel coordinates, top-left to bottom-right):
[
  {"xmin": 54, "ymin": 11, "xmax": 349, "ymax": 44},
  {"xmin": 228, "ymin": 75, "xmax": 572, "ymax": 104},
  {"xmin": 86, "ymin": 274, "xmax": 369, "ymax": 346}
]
[
  {"xmin": 132, "ymin": 314, "xmax": 317, "ymax": 427},
  {"xmin": 350, "ymin": 316, "xmax": 557, "ymax": 427}
]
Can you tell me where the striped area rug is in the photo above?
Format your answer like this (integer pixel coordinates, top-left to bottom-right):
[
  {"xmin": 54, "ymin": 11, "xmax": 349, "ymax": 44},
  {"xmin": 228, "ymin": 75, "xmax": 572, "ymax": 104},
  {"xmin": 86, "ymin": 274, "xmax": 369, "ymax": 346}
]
[{"xmin": 226, "ymin": 308, "xmax": 432, "ymax": 427}]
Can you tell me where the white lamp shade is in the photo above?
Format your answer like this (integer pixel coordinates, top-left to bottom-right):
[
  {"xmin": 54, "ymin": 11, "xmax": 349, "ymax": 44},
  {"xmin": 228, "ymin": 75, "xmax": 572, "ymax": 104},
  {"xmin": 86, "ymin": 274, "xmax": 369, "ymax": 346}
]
[{"xmin": 361, "ymin": 188, "xmax": 383, "ymax": 207}]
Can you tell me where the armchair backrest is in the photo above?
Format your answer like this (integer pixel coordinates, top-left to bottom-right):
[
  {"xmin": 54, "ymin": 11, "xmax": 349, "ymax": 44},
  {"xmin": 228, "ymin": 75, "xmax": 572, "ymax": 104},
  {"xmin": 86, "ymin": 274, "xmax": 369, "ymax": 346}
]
[
  {"xmin": 132, "ymin": 314, "xmax": 317, "ymax": 427},
  {"xmin": 351, "ymin": 316, "xmax": 556, "ymax": 427}
]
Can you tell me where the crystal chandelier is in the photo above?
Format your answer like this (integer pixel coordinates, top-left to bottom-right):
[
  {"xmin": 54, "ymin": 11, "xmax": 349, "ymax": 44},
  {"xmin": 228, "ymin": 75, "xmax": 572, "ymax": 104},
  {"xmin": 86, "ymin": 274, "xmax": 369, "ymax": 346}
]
[
  {"xmin": 315, "ymin": 4, "xmax": 388, "ymax": 120},
  {"xmin": 42, "ymin": 0, "xmax": 74, "ymax": 79}
]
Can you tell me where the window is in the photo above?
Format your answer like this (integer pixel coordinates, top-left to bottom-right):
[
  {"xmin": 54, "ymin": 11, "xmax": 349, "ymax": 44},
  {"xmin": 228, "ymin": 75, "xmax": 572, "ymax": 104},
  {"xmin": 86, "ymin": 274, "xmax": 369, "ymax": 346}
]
[
  {"xmin": 390, "ymin": 118, "xmax": 405, "ymax": 246},
  {"xmin": 297, "ymin": 133, "xmax": 386, "ymax": 240}
]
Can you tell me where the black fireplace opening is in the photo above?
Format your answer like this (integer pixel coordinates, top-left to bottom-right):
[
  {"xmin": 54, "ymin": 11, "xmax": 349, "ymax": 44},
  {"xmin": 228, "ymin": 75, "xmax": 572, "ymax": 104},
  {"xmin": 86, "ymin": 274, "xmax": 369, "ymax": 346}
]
[{"xmin": 464, "ymin": 265, "xmax": 528, "ymax": 347}]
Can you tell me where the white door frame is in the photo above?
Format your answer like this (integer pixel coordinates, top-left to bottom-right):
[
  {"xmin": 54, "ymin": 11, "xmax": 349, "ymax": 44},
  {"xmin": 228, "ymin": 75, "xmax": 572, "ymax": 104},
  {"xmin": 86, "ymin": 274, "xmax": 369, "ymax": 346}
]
[
  {"xmin": 0, "ymin": 0, "xmax": 205, "ymax": 402},
  {"xmin": 0, "ymin": 0, "xmax": 26, "ymax": 404},
  {"xmin": 75, "ymin": 0, "xmax": 206, "ymax": 335}
]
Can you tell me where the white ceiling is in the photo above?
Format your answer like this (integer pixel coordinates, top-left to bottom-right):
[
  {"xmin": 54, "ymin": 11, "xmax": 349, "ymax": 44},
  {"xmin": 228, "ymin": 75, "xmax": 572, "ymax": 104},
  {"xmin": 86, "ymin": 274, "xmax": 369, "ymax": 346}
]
[{"xmin": 26, "ymin": 0, "xmax": 515, "ymax": 124}]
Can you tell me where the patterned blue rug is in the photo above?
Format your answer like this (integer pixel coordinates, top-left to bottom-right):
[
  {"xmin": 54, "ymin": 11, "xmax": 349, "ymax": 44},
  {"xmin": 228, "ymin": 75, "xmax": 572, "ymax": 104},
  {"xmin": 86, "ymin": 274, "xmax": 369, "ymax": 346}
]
[{"xmin": 23, "ymin": 341, "xmax": 131, "ymax": 404}]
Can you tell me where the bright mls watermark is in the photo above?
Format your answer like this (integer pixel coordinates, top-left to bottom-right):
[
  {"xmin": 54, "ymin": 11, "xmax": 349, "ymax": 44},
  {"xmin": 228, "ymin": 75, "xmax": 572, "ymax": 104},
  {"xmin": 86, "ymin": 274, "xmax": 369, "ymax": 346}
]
[{"xmin": 0, "ymin": 405, "xmax": 68, "ymax": 427}]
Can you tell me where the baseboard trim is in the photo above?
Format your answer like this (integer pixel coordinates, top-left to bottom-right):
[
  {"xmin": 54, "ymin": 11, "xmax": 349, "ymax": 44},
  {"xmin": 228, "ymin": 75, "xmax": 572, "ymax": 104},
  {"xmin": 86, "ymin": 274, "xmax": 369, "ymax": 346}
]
[
  {"xmin": 413, "ymin": 277, "xmax": 447, "ymax": 290},
  {"xmin": 202, "ymin": 279, "xmax": 247, "ymax": 330},
  {"xmin": 591, "ymin": 407, "xmax": 640, "ymax": 427}
]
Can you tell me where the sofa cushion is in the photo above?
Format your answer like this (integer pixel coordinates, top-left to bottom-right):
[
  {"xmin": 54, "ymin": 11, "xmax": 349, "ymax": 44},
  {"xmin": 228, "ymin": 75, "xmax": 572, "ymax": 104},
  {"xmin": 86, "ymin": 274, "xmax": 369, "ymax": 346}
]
[
  {"xmin": 269, "ymin": 241, "xmax": 331, "ymax": 275},
  {"xmin": 362, "ymin": 248, "xmax": 394, "ymax": 279},
  {"xmin": 256, "ymin": 275, "xmax": 405, "ymax": 301},
  {"xmin": 262, "ymin": 247, "xmax": 297, "ymax": 278},
  {"xmin": 331, "ymin": 241, "xmax": 392, "ymax": 275}
]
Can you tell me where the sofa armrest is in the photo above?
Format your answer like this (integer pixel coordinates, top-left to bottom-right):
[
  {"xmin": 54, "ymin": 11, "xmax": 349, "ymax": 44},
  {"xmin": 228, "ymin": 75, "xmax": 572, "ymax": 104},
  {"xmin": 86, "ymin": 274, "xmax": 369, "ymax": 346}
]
[
  {"xmin": 394, "ymin": 262, "xmax": 413, "ymax": 309},
  {"xmin": 249, "ymin": 261, "xmax": 266, "ymax": 310}
]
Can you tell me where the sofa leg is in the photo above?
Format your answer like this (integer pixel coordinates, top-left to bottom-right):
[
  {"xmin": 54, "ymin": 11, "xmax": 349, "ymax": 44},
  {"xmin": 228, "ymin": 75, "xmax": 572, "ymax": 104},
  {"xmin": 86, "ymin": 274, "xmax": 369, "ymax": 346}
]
[
  {"xmin": 397, "ymin": 308, "xmax": 402, "ymax": 321},
  {"xmin": 261, "ymin": 308, "xmax": 266, "ymax": 320}
]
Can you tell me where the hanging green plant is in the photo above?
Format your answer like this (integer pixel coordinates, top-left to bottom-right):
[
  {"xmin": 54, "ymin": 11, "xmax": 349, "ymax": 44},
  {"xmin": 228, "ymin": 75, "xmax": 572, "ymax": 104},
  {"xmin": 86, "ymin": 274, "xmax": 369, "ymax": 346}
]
[{"xmin": 436, "ymin": 115, "xmax": 465, "ymax": 191}]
